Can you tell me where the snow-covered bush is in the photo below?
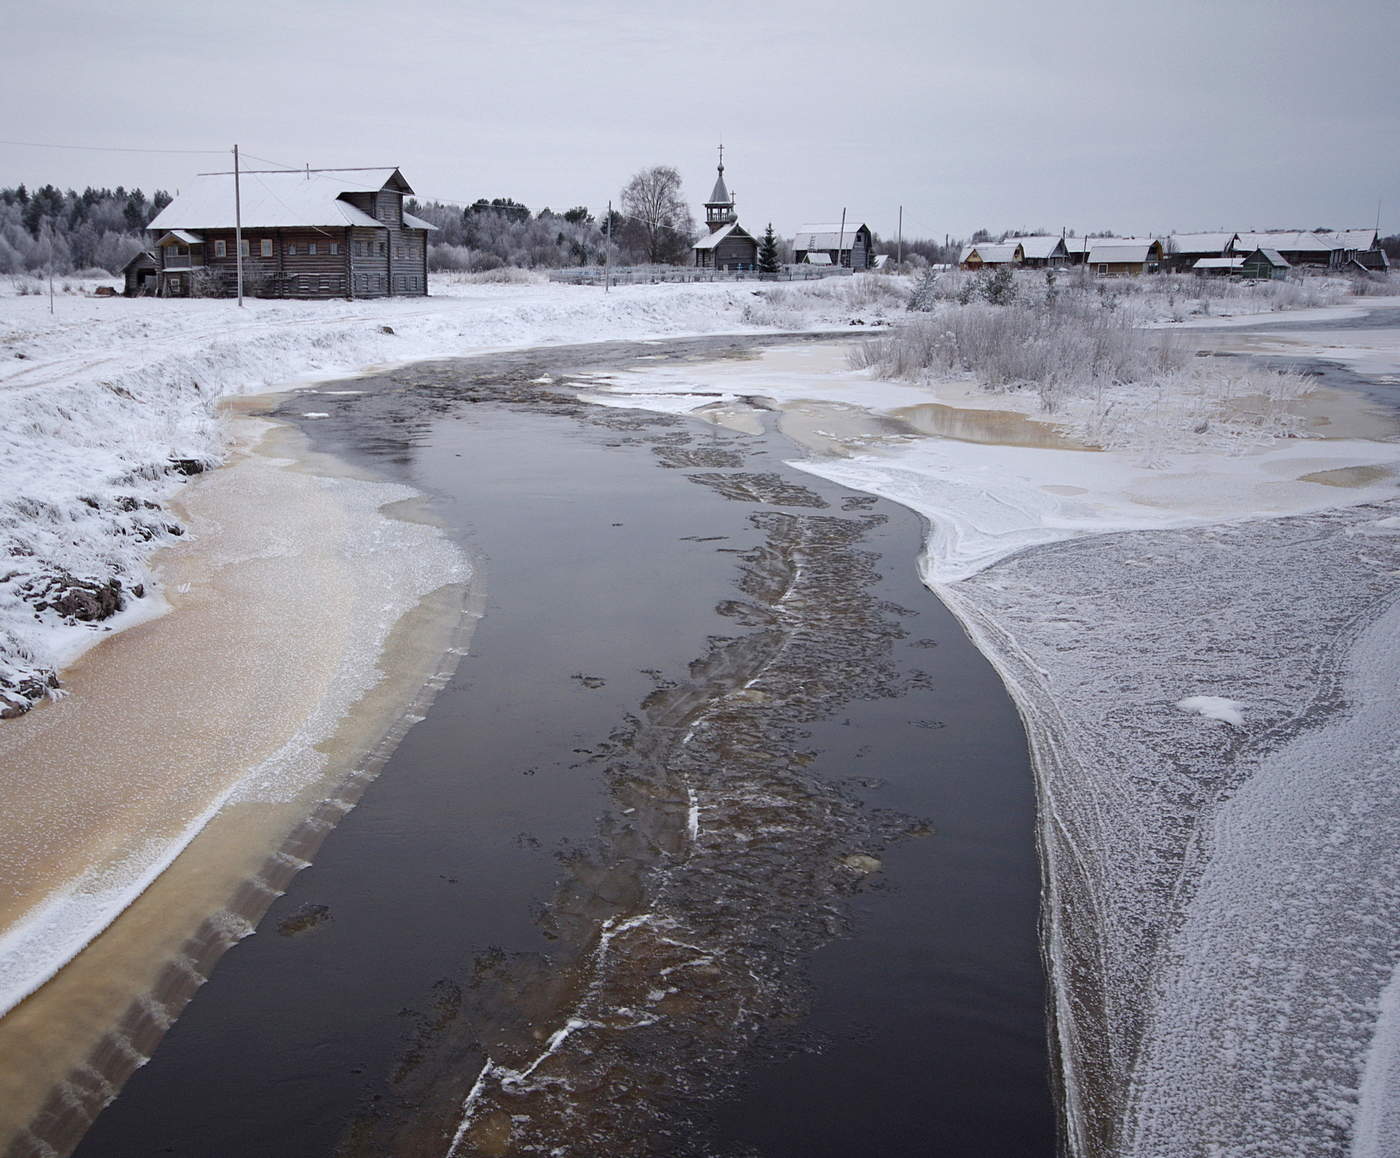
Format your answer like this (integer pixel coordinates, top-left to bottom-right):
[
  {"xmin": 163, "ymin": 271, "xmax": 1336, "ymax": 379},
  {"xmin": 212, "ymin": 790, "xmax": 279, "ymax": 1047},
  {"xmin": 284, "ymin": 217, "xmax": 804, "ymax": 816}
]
[{"xmin": 850, "ymin": 290, "xmax": 1310, "ymax": 451}]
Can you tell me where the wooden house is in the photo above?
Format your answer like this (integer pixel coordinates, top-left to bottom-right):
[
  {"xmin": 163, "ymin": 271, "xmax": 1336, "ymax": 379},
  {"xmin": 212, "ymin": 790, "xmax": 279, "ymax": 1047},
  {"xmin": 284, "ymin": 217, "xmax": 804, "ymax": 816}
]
[
  {"xmin": 692, "ymin": 154, "xmax": 759, "ymax": 271},
  {"xmin": 1165, "ymin": 232, "xmax": 1239, "ymax": 273},
  {"xmin": 960, "ymin": 242, "xmax": 1024, "ymax": 270},
  {"xmin": 144, "ymin": 168, "xmax": 435, "ymax": 299},
  {"xmin": 793, "ymin": 221, "xmax": 873, "ymax": 269},
  {"xmin": 122, "ymin": 250, "xmax": 158, "ymax": 296},
  {"xmin": 1087, "ymin": 239, "xmax": 1164, "ymax": 275},
  {"xmin": 1013, "ymin": 236, "xmax": 1069, "ymax": 268}
]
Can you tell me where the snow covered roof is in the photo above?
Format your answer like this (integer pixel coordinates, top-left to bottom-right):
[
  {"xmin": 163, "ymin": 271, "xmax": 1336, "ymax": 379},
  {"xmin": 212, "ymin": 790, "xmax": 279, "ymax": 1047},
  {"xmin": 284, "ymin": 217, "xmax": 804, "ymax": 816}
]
[
  {"xmin": 149, "ymin": 168, "xmax": 414, "ymax": 231},
  {"xmin": 1324, "ymin": 228, "xmax": 1379, "ymax": 250},
  {"xmin": 1233, "ymin": 231, "xmax": 1336, "ymax": 254},
  {"xmin": 1242, "ymin": 248, "xmax": 1290, "ymax": 267},
  {"xmin": 692, "ymin": 222, "xmax": 754, "ymax": 250},
  {"xmin": 969, "ymin": 242, "xmax": 1023, "ymax": 263},
  {"xmin": 1193, "ymin": 257, "xmax": 1245, "ymax": 270},
  {"xmin": 1065, "ymin": 235, "xmax": 1159, "ymax": 255},
  {"xmin": 1168, "ymin": 232, "xmax": 1238, "ymax": 255},
  {"xmin": 803, "ymin": 252, "xmax": 833, "ymax": 265},
  {"xmin": 402, "ymin": 211, "xmax": 438, "ymax": 232},
  {"xmin": 1088, "ymin": 243, "xmax": 1159, "ymax": 264},
  {"xmin": 794, "ymin": 223, "xmax": 869, "ymax": 250},
  {"xmin": 156, "ymin": 229, "xmax": 203, "ymax": 246},
  {"xmin": 1013, "ymin": 236, "xmax": 1068, "ymax": 260}
]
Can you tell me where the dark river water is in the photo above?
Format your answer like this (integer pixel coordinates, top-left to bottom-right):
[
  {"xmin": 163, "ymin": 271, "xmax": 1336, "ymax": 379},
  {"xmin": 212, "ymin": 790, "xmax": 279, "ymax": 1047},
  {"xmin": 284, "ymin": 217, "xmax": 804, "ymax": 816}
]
[{"xmin": 70, "ymin": 336, "xmax": 1054, "ymax": 1157}]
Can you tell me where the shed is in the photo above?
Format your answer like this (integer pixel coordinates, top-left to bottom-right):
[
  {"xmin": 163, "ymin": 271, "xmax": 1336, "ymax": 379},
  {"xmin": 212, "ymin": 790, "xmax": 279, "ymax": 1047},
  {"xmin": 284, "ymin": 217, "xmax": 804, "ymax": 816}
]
[
  {"xmin": 1239, "ymin": 248, "xmax": 1291, "ymax": 279},
  {"xmin": 122, "ymin": 250, "xmax": 158, "ymax": 297},
  {"xmin": 1165, "ymin": 232, "xmax": 1240, "ymax": 272},
  {"xmin": 1192, "ymin": 256, "xmax": 1246, "ymax": 276}
]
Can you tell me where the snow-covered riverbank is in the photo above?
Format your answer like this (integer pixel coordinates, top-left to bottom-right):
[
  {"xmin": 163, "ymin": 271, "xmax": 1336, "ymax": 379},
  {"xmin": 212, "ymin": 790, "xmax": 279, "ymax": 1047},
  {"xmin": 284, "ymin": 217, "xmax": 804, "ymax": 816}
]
[
  {"xmin": 0, "ymin": 276, "xmax": 903, "ymax": 716},
  {"xmin": 577, "ymin": 297, "xmax": 1400, "ymax": 1157}
]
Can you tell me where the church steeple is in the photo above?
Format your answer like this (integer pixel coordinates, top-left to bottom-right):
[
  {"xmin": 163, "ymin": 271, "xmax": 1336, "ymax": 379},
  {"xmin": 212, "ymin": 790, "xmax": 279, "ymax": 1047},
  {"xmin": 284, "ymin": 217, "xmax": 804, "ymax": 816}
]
[{"xmin": 704, "ymin": 143, "xmax": 737, "ymax": 233}]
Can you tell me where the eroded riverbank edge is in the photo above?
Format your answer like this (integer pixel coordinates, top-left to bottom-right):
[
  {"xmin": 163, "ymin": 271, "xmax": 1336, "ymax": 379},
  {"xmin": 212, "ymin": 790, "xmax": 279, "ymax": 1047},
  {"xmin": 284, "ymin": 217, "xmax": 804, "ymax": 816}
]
[{"xmin": 0, "ymin": 402, "xmax": 479, "ymax": 1157}]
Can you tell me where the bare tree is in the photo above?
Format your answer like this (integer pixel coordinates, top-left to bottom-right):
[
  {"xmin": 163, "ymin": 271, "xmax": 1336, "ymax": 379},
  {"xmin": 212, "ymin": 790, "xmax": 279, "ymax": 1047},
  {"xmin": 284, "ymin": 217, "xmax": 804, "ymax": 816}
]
[{"xmin": 619, "ymin": 165, "xmax": 694, "ymax": 265}]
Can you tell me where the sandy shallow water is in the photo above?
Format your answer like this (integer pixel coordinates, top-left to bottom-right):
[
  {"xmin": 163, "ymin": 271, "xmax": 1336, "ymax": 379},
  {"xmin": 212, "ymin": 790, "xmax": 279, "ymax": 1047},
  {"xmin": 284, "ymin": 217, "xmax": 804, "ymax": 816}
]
[{"xmin": 0, "ymin": 405, "xmax": 473, "ymax": 1155}]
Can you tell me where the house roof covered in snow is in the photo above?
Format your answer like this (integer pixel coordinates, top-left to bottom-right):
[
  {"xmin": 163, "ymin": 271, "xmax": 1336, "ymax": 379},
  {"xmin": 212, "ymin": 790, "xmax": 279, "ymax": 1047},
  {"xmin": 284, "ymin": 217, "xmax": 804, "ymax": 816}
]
[
  {"xmin": 968, "ymin": 242, "xmax": 1024, "ymax": 264},
  {"xmin": 1012, "ymin": 236, "xmax": 1069, "ymax": 260},
  {"xmin": 1088, "ymin": 243, "xmax": 1159, "ymax": 264},
  {"xmin": 1233, "ymin": 231, "xmax": 1337, "ymax": 254},
  {"xmin": 148, "ymin": 168, "xmax": 422, "ymax": 231},
  {"xmin": 1323, "ymin": 228, "xmax": 1379, "ymax": 251},
  {"xmin": 1168, "ymin": 232, "xmax": 1239, "ymax": 255},
  {"xmin": 793, "ymin": 223, "xmax": 869, "ymax": 250},
  {"xmin": 803, "ymin": 252, "xmax": 833, "ymax": 265},
  {"xmin": 1193, "ymin": 257, "xmax": 1246, "ymax": 270}
]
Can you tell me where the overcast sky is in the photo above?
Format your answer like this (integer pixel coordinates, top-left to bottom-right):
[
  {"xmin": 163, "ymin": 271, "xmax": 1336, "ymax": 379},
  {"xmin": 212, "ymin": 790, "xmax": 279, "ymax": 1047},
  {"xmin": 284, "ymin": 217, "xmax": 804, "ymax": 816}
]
[{"xmin": 4, "ymin": 0, "xmax": 1398, "ymax": 241}]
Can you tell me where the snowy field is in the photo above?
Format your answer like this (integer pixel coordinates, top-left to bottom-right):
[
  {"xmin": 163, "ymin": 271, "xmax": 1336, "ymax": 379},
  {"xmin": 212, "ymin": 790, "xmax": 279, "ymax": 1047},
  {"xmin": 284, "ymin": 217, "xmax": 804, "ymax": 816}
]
[
  {"xmin": 0, "ymin": 274, "xmax": 902, "ymax": 717},
  {"xmin": 578, "ymin": 292, "xmax": 1400, "ymax": 1158}
]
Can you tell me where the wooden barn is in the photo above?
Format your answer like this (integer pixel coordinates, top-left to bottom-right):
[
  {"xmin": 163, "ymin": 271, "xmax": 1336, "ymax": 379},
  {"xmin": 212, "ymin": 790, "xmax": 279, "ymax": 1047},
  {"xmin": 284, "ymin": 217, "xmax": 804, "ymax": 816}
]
[
  {"xmin": 1233, "ymin": 231, "xmax": 1338, "ymax": 268},
  {"xmin": 692, "ymin": 154, "xmax": 759, "ymax": 271},
  {"xmin": 122, "ymin": 250, "xmax": 158, "ymax": 296},
  {"xmin": 793, "ymin": 221, "xmax": 873, "ymax": 269},
  {"xmin": 144, "ymin": 167, "xmax": 435, "ymax": 299},
  {"xmin": 1239, "ymin": 248, "xmax": 1291, "ymax": 279}
]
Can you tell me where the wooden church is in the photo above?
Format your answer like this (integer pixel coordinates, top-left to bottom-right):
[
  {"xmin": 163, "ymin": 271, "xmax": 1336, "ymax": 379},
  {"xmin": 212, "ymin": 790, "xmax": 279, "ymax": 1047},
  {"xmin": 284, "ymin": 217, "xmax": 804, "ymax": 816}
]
[{"xmin": 692, "ymin": 148, "xmax": 760, "ymax": 271}]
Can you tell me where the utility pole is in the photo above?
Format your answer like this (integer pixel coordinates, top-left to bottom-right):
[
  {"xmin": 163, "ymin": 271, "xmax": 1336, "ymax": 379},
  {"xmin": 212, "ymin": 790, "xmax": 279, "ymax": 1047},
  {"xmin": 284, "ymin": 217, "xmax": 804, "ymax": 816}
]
[
  {"xmin": 604, "ymin": 199, "xmax": 611, "ymax": 293},
  {"xmin": 233, "ymin": 144, "xmax": 244, "ymax": 308},
  {"xmin": 48, "ymin": 259, "xmax": 54, "ymax": 315},
  {"xmin": 837, "ymin": 207, "xmax": 847, "ymax": 271},
  {"xmin": 897, "ymin": 205, "xmax": 903, "ymax": 266}
]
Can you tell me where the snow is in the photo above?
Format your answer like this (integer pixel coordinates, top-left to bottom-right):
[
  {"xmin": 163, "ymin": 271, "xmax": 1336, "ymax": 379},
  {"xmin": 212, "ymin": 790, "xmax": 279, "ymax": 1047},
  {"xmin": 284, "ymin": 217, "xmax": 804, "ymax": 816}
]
[
  {"xmin": 0, "ymin": 276, "xmax": 869, "ymax": 713},
  {"xmin": 1176, "ymin": 694, "xmax": 1246, "ymax": 726}
]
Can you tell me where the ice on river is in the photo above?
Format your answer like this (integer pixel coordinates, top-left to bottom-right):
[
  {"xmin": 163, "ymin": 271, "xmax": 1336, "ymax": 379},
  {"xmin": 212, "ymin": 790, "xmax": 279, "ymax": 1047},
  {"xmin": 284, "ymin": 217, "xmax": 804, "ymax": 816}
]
[{"xmin": 585, "ymin": 329, "xmax": 1400, "ymax": 1156}]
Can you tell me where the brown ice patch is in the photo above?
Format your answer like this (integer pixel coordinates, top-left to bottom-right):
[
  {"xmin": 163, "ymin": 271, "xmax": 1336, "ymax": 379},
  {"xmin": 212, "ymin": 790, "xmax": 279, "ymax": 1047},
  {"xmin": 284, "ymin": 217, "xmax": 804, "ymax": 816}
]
[
  {"xmin": 891, "ymin": 402, "xmax": 1096, "ymax": 451},
  {"xmin": 1299, "ymin": 465, "xmax": 1393, "ymax": 488}
]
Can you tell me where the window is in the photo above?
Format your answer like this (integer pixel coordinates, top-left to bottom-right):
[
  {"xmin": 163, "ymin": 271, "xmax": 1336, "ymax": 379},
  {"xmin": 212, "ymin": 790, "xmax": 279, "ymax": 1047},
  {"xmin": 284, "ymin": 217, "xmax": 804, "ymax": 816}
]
[
  {"xmin": 239, "ymin": 239, "xmax": 250, "ymax": 257},
  {"xmin": 308, "ymin": 242, "xmax": 318, "ymax": 255},
  {"xmin": 355, "ymin": 241, "xmax": 365, "ymax": 257},
  {"xmin": 329, "ymin": 242, "xmax": 339, "ymax": 255},
  {"xmin": 172, "ymin": 245, "xmax": 188, "ymax": 258},
  {"xmin": 378, "ymin": 242, "xmax": 386, "ymax": 256},
  {"xmin": 395, "ymin": 246, "xmax": 404, "ymax": 259},
  {"xmin": 214, "ymin": 239, "xmax": 227, "ymax": 258},
  {"xmin": 260, "ymin": 239, "xmax": 273, "ymax": 258},
  {"xmin": 287, "ymin": 243, "xmax": 297, "ymax": 255},
  {"xmin": 168, "ymin": 276, "xmax": 182, "ymax": 295}
]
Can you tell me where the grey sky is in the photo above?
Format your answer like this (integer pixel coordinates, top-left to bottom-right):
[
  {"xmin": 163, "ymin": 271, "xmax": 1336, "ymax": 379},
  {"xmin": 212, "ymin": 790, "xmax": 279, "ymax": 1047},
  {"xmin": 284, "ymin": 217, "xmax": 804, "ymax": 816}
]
[{"xmin": 4, "ymin": 0, "xmax": 1398, "ymax": 241}]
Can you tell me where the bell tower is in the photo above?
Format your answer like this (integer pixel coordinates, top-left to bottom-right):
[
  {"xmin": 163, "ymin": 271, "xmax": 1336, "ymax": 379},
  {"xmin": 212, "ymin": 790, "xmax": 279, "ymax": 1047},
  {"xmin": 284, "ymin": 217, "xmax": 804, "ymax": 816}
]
[{"xmin": 704, "ymin": 143, "xmax": 737, "ymax": 233}]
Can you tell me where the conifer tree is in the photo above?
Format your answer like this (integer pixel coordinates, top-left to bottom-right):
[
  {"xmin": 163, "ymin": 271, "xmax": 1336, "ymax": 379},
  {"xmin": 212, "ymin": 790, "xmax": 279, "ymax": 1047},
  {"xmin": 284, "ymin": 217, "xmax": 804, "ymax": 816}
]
[{"xmin": 758, "ymin": 222, "xmax": 780, "ymax": 274}]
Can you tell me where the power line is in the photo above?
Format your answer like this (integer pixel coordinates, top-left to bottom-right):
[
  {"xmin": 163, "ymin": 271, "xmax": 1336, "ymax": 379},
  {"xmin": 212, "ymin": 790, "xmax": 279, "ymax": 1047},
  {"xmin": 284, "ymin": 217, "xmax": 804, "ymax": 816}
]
[{"xmin": 0, "ymin": 138, "xmax": 226, "ymax": 155}]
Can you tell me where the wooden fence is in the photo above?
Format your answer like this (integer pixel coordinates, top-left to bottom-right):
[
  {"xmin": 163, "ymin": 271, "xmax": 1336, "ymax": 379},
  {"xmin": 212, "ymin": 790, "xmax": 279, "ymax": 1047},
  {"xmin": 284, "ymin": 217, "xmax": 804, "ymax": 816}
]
[{"xmin": 546, "ymin": 265, "xmax": 854, "ymax": 287}]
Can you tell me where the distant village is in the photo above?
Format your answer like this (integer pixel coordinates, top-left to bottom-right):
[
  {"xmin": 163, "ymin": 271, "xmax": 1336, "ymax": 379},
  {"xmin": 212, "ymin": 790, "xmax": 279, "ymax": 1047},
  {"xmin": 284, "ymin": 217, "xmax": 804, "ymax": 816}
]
[{"xmin": 4, "ymin": 148, "xmax": 1388, "ymax": 301}]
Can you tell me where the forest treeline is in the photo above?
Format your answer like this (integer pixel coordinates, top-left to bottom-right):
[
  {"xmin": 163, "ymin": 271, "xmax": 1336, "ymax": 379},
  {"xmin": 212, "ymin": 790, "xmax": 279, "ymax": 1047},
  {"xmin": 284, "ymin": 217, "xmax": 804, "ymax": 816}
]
[{"xmin": 0, "ymin": 184, "xmax": 172, "ymax": 275}]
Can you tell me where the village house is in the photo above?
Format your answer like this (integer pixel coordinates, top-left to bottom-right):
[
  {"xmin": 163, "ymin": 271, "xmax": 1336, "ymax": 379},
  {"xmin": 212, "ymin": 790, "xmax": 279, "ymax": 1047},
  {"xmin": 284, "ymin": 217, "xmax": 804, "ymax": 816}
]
[
  {"xmin": 1013, "ymin": 236, "xmax": 1070, "ymax": 268},
  {"xmin": 959, "ymin": 241, "xmax": 1024, "ymax": 270},
  {"xmin": 793, "ymin": 220, "xmax": 873, "ymax": 269},
  {"xmin": 1164, "ymin": 232, "xmax": 1240, "ymax": 273},
  {"xmin": 1192, "ymin": 256, "xmax": 1247, "ymax": 277},
  {"xmin": 143, "ymin": 167, "xmax": 435, "ymax": 299},
  {"xmin": 692, "ymin": 150, "xmax": 759, "ymax": 271},
  {"xmin": 1239, "ymin": 248, "xmax": 1291, "ymax": 279},
  {"xmin": 1087, "ymin": 238, "xmax": 1164, "ymax": 276},
  {"xmin": 122, "ymin": 250, "xmax": 158, "ymax": 297}
]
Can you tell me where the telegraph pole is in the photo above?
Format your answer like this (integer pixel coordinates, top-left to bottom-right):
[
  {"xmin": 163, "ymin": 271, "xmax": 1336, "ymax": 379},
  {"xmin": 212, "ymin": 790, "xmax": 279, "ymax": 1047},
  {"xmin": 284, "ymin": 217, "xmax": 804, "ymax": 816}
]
[
  {"xmin": 897, "ymin": 205, "xmax": 903, "ymax": 266},
  {"xmin": 233, "ymin": 144, "xmax": 244, "ymax": 308},
  {"xmin": 837, "ymin": 207, "xmax": 847, "ymax": 270},
  {"xmin": 604, "ymin": 199, "xmax": 611, "ymax": 293}
]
